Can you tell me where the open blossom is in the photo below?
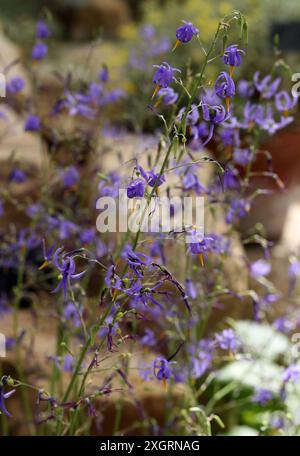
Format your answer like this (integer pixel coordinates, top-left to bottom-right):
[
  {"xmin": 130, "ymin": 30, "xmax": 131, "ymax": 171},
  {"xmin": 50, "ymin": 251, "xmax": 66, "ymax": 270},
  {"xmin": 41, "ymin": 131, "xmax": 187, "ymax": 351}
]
[
  {"xmin": 226, "ymin": 198, "xmax": 249, "ymax": 224},
  {"xmin": 157, "ymin": 87, "xmax": 178, "ymax": 105},
  {"xmin": 219, "ymin": 126, "xmax": 240, "ymax": 147},
  {"xmin": 241, "ymin": 102, "xmax": 293, "ymax": 134},
  {"xmin": 250, "ymin": 259, "xmax": 271, "ymax": 278},
  {"xmin": 51, "ymin": 248, "xmax": 86, "ymax": 297},
  {"xmin": 122, "ymin": 246, "xmax": 151, "ymax": 277},
  {"xmin": 140, "ymin": 329, "xmax": 156, "ymax": 347},
  {"xmin": 153, "ymin": 357, "xmax": 172, "ymax": 381},
  {"xmin": 127, "ymin": 179, "xmax": 145, "ymax": 198},
  {"xmin": 182, "ymin": 172, "xmax": 207, "ymax": 195},
  {"xmin": 63, "ymin": 91, "xmax": 95, "ymax": 118},
  {"xmin": 201, "ymin": 102, "xmax": 229, "ymax": 145},
  {"xmin": 237, "ymin": 79, "xmax": 254, "ymax": 98},
  {"xmin": 275, "ymin": 90, "xmax": 297, "ymax": 114},
  {"xmin": 233, "ymin": 148, "xmax": 252, "ymax": 166},
  {"xmin": 215, "ymin": 328, "xmax": 239, "ymax": 352},
  {"xmin": 283, "ymin": 364, "xmax": 300, "ymax": 383},
  {"xmin": 252, "ymin": 388, "xmax": 273, "ymax": 405},
  {"xmin": 139, "ymin": 165, "xmax": 165, "ymax": 188},
  {"xmin": 253, "ymin": 72, "xmax": 281, "ymax": 99},
  {"xmin": 152, "ymin": 62, "xmax": 180, "ymax": 97},
  {"xmin": 223, "ymin": 167, "xmax": 240, "ymax": 190},
  {"xmin": 191, "ymin": 339, "xmax": 215, "ymax": 378},
  {"xmin": 177, "ymin": 104, "xmax": 199, "ymax": 126},
  {"xmin": 175, "ymin": 20, "xmax": 199, "ymax": 44},
  {"xmin": 223, "ymin": 45, "xmax": 244, "ymax": 69},
  {"xmin": 214, "ymin": 71, "xmax": 235, "ymax": 104}
]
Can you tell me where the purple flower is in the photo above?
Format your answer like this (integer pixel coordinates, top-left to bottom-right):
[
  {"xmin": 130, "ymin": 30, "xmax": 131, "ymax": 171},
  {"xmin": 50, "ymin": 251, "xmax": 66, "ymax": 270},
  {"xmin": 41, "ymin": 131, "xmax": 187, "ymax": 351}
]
[
  {"xmin": 101, "ymin": 88, "xmax": 126, "ymax": 105},
  {"xmin": 99, "ymin": 65, "xmax": 109, "ymax": 82},
  {"xmin": 253, "ymin": 72, "xmax": 281, "ymax": 99},
  {"xmin": 24, "ymin": 113, "xmax": 40, "ymax": 132},
  {"xmin": 273, "ymin": 317, "xmax": 294, "ymax": 334},
  {"xmin": 150, "ymin": 37, "xmax": 171, "ymax": 57},
  {"xmin": 153, "ymin": 357, "xmax": 172, "ymax": 381},
  {"xmin": 226, "ymin": 199, "xmax": 249, "ymax": 224},
  {"xmin": 6, "ymin": 76, "xmax": 25, "ymax": 94},
  {"xmin": 244, "ymin": 103, "xmax": 293, "ymax": 134},
  {"xmin": 177, "ymin": 104, "xmax": 199, "ymax": 126},
  {"xmin": 175, "ymin": 20, "xmax": 199, "ymax": 44},
  {"xmin": 60, "ymin": 166, "xmax": 80, "ymax": 188},
  {"xmin": 201, "ymin": 102, "xmax": 229, "ymax": 145},
  {"xmin": 182, "ymin": 172, "xmax": 207, "ymax": 194},
  {"xmin": 63, "ymin": 92, "xmax": 95, "ymax": 118},
  {"xmin": 219, "ymin": 127, "xmax": 240, "ymax": 147},
  {"xmin": 0, "ymin": 377, "xmax": 15, "ymax": 417},
  {"xmin": 58, "ymin": 220, "xmax": 78, "ymax": 240},
  {"xmin": 215, "ymin": 328, "xmax": 239, "ymax": 352},
  {"xmin": 79, "ymin": 228, "xmax": 95, "ymax": 245},
  {"xmin": 214, "ymin": 71, "xmax": 235, "ymax": 103},
  {"xmin": 191, "ymin": 339, "xmax": 215, "ymax": 378},
  {"xmin": 250, "ymin": 259, "xmax": 271, "ymax": 278},
  {"xmin": 275, "ymin": 90, "xmax": 297, "ymax": 114},
  {"xmin": 252, "ymin": 388, "xmax": 273, "ymax": 405},
  {"xmin": 283, "ymin": 364, "xmax": 300, "ymax": 383},
  {"xmin": 39, "ymin": 239, "xmax": 57, "ymax": 270},
  {"xmin": 10, "ymin": 168, "xmax": 26, "ymax": 183},
  {"xmin": 87, "ymin": 82, "xmax": 102, "ymax": 103},
  {"xmin": 32, "ymin": 41, "xmax": 48, "ymax": 60},
  {"xmin": 270, "ymin": 415, "xmax": 284, "ymax": 430},
  {"xmin": 237, "ymin": 79, "xmax": 254, "ymax": 98},
  {"xmin": 36, "ymin": 20, "xmax": 50, "ymax": 39},
  {"xmin": 140, "ymin": 329, "xmax": 156, "ymax": 347},
  {"xmin": 223, "ymin": 45, "xmax": 245, "ymax": 70},
  {"xmin": 185, "ymin": 278, "xmax": 197, "ymax": 299},
  {"xmin": 223, "ymin": 166, "xmax": 240, "ymax": 190},
  {"xmin": 123, "ymin": 246, "xmax": 151, "ymax": 276},
  {"xmin": 152, "ymin": 62, "xmax": 180, "ymax": 95},
  {"xmin": 289, "ymin": 260, "xmax": 300, "ymax": 278},
  {"xmin": 139, "ymin": 165, "xmax": 165, "ymax": 188},
  {"xmin": 157, "ymin": 87, "xmax": 178, "ymax": 105},
  {"xmin": 52, "ymin": 248, "xmax": 86, "ymax": 298},
  {"xmin": 140, "ymin": 24, "xmax": 156, "ymax": 41},
  {"xmin": 201, "ymin": 88, "xmax": 221, "ymax": 106},
  {"xmin": 127, "ymin": 179, "xmax": 145, "ymax": 198},
  {"xmin": 233, "ymin": 148, "xmax": 251, "ymax": 166},
  {"xmin": 63, "ymin": 354, "xmax": 74, "ymax": 373},
  {"xmin": 187, "ymin": 231, "xmax": 213, "ymax": 258},
  {"xmin": 63, "ymin": 302, "xmax": 82, "ymax": 328}
]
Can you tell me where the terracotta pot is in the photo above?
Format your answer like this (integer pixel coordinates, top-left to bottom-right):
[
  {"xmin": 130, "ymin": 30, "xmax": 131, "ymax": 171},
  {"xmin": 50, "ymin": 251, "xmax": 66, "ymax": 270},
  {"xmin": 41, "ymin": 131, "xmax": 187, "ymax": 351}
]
[{"xmin": 240, "ymin": 123, "xmax": 300, "ymax": 240}]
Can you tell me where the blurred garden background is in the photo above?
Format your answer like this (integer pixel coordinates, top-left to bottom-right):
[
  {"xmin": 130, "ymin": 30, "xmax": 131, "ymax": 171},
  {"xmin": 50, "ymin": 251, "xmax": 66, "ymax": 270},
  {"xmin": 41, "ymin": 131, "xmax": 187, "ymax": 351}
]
[{"xmin": 1, "ymin": 0, "xmax": 300, "ymax": 438}]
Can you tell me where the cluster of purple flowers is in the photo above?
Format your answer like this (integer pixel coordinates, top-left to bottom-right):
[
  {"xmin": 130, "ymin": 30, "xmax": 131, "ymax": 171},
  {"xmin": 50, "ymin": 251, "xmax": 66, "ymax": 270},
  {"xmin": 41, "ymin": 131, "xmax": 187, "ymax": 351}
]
[{"xmin": 2, "ymin": 13, "xmax": 300, "ymax": 438}]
